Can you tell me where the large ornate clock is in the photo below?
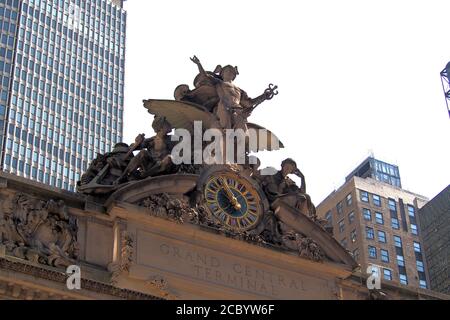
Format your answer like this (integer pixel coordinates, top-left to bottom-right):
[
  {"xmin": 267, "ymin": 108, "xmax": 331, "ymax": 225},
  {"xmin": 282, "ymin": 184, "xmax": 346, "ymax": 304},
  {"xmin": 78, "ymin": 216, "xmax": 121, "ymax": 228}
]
[{"xmin": 198, "ymin": 166, "xmax": 269, "ymax": 232}]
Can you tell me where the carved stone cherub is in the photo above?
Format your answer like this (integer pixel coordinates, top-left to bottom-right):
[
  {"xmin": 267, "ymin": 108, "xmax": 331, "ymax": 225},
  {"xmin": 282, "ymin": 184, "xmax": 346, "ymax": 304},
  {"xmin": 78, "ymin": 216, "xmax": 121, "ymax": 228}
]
[{"xmin": 190, "ymin": 55, "xmax": 278, "ymax": 131}]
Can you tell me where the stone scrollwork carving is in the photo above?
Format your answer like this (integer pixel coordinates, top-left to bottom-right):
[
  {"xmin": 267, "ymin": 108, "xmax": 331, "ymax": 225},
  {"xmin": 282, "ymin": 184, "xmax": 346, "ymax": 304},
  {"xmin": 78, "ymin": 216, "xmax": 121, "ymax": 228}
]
[
  {"xmin": 281, "ymin": 231, "xmax": 324, "ymax": 262},
  {"xmin": 147, "ymin": 275, "xmax": 168, "ymax": 291},
  {"xmin": 110, "ymin": 231, "xmax": 134, "ymax": 285},
  {"xmin": 120, "ymin": 232, "xmax": 134, "ymax": 274},
  {"xmin": 139, "ymin": 193, "xmax": 197, "ymax": 224},
  {"xmin": 139, "ymin": 193, "xmax": 236, "ymax": 232},
  {"xmin": 146, "ymin": 274, "xmax": 178, "ymax": 299},
  {"xmin": 368, "ymin": 289, "xmax": 389, "ymax": 300},
  {"xmin": 0, "ymin": 193, "xmax": 79, "ymax": 268},
  {"xmin": 137, "ymin": 191, "xmax": 325, "ymax": 263}
]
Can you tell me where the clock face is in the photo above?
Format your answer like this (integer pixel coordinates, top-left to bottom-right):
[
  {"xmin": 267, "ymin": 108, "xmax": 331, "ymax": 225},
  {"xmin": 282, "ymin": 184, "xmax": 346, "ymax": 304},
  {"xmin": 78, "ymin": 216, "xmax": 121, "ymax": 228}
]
[{"xmin": 203, "ymin": 171, "xmax": 264, "ymax": 231}]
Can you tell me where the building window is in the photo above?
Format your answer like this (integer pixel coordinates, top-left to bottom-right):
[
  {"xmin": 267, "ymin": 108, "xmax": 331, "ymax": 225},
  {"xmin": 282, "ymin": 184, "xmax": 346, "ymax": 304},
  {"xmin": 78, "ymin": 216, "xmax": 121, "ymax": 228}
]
[
  {"xmin": 397, "ymin": 255, "xmax": 405, "ymax": 267},
  {"xmin": 388, "ymin": 198, "xmax": 397, "ymax": 212},
  {"xmin": 325, "ymin": 211, "xmax": 332, "ymax": 225},
  {"xmin": 407, "ymin": 205, "xmax": 415, "ymax": 217},
  {"xmin": 394, "ymin": 236, "xmax": 402, "ymax": 248},
  {"xmin": 346, "ymin": 193, "xmax": 352, "ymax": 206},
  {"xmin": 350, "ymin": 229, "xmax": 357, "ymax": 243},
  {"xmin": 413, "ymin": 242, "xmax": 421, "ymax": 253},
  {"xmin": 375, "ymin": 212, "xmax": 384, "ymax": 225},
  {"xmin": 348, "ymin": 211, "xmax": 355, "ymax": 224},
  {"xmin": 383, "ymin": 268, "xmax": 393, "ymax": 281},
  {"xmin": 368, "ymin": 246, "xmax": 377, "ymax": 259},
  {"xmin": 338, "ymin": 219, "xmax": 345, "ymax": 233},
  {"xmin": 366, "ymin": 227, "xmax": 374, "ymax": 240},
  {"xmin": 363, "ymin": 208, "xmax": 371, "ymax": 221},
  {"xmin": 419, "ymin": 280, "xmax": 427, "ymax": 289},
  {"xmin": 411, "ymin": 224, "xmax": 418, "ymax": 235},
  {"xmin": 340, "ymin": 238, "xmax": 347, "ymax": 249},
  {"xmin": 381, "ymin": 249, "xmax": 389, "ymax": 262},
  {"xmin": 372, "ymin": 194, "xmax": 381, "ymax": 207},
  {"xmin": 399, "ymin": 274, "xmax": 408, "ymax": 285},
  {"xmin": 378, "ymin": 231, "xmax": 386, "ymax": 243},
  {"xmin": 336, "ymin": 201, "xmax": 343, "ymax": 215},
  {"xmin": 416, "ymin": 260, "xmax": 424, "ymax": 272},
  {"xmin": 360, "ymin": 190, "xmax": 369, "ymax": 203},
  {"xmin": 391, "ymin": 218, "xmax": 400, "ymax": 230}
]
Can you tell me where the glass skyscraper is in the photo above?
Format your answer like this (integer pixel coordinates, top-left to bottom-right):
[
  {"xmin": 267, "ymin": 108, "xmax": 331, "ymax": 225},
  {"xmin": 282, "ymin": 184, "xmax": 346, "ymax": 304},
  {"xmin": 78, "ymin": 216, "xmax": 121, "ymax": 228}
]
[{"xmin": 0, "ymin": 0, "xmax": 126, "ymax": 191}]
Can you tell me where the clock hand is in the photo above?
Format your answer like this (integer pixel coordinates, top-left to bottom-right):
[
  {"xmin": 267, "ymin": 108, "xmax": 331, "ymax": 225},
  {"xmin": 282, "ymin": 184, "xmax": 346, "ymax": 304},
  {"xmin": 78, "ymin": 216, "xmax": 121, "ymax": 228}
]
[{"xmin": 218, "ymin": 176, "xmax": 241, "ymax": 210}]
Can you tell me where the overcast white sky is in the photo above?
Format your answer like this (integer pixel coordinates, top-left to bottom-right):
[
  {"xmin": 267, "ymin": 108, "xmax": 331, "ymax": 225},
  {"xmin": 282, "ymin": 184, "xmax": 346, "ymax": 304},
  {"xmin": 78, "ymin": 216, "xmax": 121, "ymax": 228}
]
[{"xmin": 122, "ymin": 0, "xmax": 450, "ymax": 204}]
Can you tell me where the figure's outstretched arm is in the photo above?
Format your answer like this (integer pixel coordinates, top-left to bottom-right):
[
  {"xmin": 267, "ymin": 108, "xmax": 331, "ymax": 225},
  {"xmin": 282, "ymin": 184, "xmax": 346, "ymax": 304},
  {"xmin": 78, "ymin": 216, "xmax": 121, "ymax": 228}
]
[
  {"xmin": 190, "ymin": 55, "xmax": 219, "ymax": 85},
  {"xmin": 190, "ymin": 55, "xmax": 207, "ymax": 77},
  {"xmin": 253, "ymin": 84, "xmax": 278, "ymax": 106},
  {"xmin": 249, "ymin": 92, "xmax": 269, "ymax": 107},
  {"xmin": 130, "ymin": 133, "xmax": 146, "ymax": 151},
  {"xmin": 241, "ymin": 84, "xmax": 279, "ymax": 109}
]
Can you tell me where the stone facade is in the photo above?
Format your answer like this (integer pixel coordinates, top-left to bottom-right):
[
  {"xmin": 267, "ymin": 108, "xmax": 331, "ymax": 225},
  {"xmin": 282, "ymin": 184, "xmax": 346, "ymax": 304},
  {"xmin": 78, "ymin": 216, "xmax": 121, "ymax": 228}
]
[{"xmin": 0, "ymin": 172, "xmax": 447, "ymax": 300}]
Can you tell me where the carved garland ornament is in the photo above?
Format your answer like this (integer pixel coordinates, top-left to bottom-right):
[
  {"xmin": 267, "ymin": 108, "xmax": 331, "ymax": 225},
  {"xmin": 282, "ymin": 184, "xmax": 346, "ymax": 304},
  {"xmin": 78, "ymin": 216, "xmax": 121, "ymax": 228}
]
[{"xmin": 138, "ymin": 193, "xmax": 324, "ymax": 262}]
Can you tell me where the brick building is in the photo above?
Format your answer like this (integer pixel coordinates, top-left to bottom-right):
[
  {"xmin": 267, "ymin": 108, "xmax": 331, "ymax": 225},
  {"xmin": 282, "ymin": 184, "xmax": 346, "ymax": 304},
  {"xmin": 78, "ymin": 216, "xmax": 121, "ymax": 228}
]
[{"xmin": 317, "ymin": 157, "xmax": 429, "ymax": 289}]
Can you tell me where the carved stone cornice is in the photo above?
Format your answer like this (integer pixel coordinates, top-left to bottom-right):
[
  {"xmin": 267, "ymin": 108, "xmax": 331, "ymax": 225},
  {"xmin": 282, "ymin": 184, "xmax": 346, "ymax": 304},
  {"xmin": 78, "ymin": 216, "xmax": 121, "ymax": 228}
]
[{"xmin": 0, "ymin": 257, "xmax": 163, "ymax": 300}]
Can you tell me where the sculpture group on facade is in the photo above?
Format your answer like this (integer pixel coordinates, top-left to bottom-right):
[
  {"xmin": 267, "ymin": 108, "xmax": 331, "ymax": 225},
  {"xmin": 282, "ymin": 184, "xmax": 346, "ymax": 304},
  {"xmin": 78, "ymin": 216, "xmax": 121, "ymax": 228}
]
[
  {"xmin": 77, "ymin": 56, "xmax": 281, "ymax": 193},
  {"xmin": 75, "ymin": 56, "xmax": 331, "ymax": 262}
]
